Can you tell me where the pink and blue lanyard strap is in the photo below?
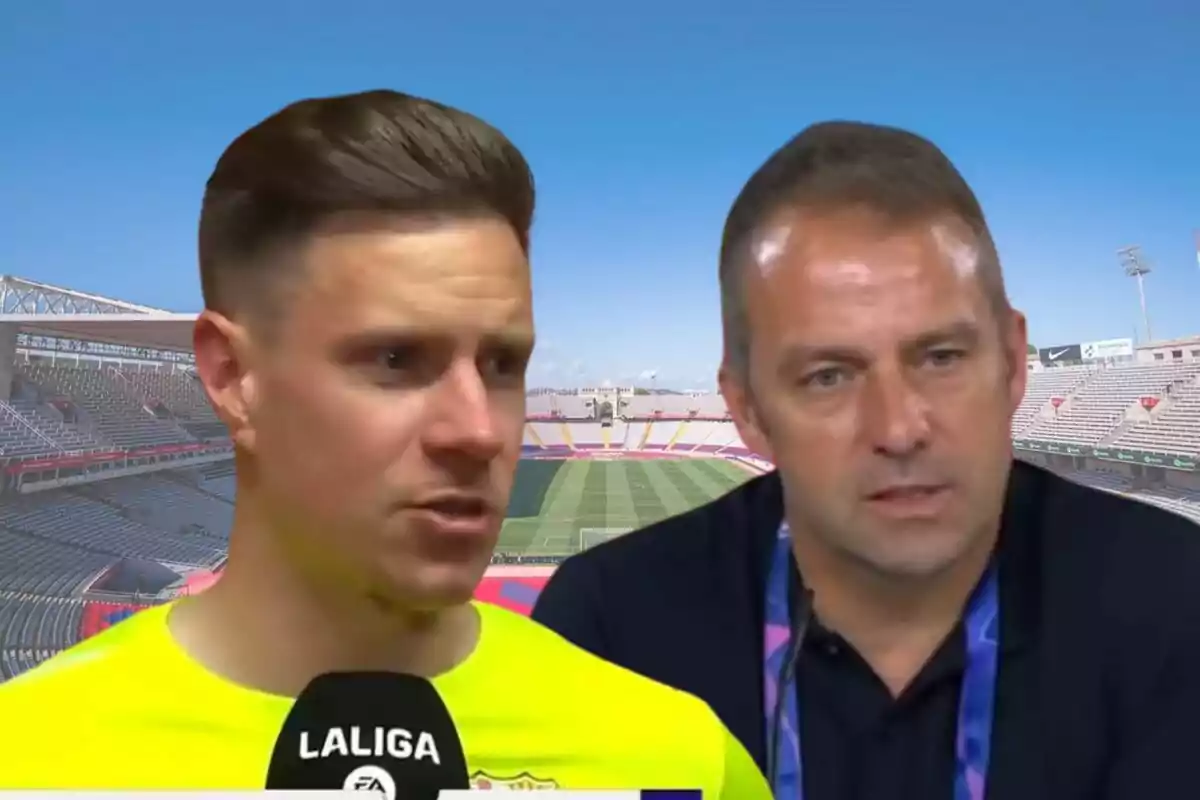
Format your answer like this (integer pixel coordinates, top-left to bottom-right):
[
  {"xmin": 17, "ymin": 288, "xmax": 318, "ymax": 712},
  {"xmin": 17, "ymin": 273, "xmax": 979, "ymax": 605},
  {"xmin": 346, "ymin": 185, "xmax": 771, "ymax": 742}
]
[{"xmin": 763, "ymin": 523, "xmax": 1000, "ymax": 800}]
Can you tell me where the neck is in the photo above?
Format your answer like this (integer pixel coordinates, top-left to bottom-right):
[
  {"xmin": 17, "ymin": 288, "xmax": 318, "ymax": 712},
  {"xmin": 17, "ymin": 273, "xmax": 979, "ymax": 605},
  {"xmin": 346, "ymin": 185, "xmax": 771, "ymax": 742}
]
[
  {"xmin": 169, "ymin": 490, "xmax": 479, "ymax": 698},
  {"xmin": 790, "ymin": 517, "xmax": 997, "ymax": 697}
]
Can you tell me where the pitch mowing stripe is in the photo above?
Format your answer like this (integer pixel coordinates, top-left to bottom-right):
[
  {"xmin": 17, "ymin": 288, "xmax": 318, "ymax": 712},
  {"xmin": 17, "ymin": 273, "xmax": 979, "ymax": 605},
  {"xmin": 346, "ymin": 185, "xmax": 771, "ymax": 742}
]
[
  {"xmin": 656, "ymin": 459, "xmax": 718, "ymax": 509},
  {"xmin": 678, "ymin": 458, "xmax": 746, "ymax": 498},
  {"xmin": 526, "ymin": 460, "xmax": 591, "ymax": 554},
  {"xmin": 498, "ymin": 461, "xmax": 574, "ymax": 552},
  {"xmin": 538, "ymin": 460, "xmax": 588, "ymax": 517},
  {"xmin": 692, "ymin": 457, "xmax": 753, "ymax": 487},
  {"xmin": 500, "ymin": 456, "xmax": 757, "ymax": 555},
  {"xmin": 577, "ymin": 460, "xmax": 610, "ymax": 530},
  {"xmin": 625, "ymin": 461, "xmax": 672, "ymax": 527},
  {"xmin": 604, "ymin": 461, "xmax": 640, "ymax": 531},
  {"xmin": 639, "ymin": 461, "xmax": 694, "ymax": 517}
]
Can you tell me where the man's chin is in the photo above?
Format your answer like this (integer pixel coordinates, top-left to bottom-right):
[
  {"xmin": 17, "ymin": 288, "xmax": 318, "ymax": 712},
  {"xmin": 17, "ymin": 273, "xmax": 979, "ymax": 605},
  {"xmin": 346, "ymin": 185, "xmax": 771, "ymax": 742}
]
[
  {"xmin": 849, "ymin": 538, "xmax": 980, "ymax": 581},
  {"xmin": 381, "ymin": 564, "xmax": 488, "ymax": 611}
]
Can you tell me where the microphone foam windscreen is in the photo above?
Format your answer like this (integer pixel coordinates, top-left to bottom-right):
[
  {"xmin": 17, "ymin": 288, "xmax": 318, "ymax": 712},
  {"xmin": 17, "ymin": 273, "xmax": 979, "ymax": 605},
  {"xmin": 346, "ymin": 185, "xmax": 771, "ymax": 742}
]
[{"xmin": 266, "ymin": 671, "xmax": 469, "ymax": 800}]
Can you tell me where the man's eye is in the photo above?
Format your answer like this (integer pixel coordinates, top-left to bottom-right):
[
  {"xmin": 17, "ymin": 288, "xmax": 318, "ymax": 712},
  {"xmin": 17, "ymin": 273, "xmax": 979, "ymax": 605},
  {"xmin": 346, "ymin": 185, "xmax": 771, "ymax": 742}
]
[
  {"xmin": 378, "ymin": 347, "xmax": 417, "ymax": 370},
  {"xmin": 925, "ymin": 349, "xmax": 966, "ymax": 368},
  {"xmin": 481, "ymin": 351, "xmax": 528, "ymax": 382},
  {"xmin": 802, "ymin": 367, "xmax": 846, "ymax": 390},
  {"xmin": 360, "ymin": 347, "xmax": 427, "ymax": 386}
]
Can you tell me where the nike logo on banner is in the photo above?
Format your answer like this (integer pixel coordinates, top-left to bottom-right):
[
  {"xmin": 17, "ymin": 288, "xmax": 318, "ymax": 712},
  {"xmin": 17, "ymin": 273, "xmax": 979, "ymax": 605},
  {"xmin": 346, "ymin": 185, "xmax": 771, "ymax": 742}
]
[{"xmin": 1048, "ymin": 349, "xmax": 1070, "ymax": 360}]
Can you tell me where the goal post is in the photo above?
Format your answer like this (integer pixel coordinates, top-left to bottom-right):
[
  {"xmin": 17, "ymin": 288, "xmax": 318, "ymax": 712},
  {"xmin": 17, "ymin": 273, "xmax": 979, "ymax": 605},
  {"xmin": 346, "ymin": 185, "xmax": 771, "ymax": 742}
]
[{"xmin": 577, "ymin": 527, "xmax": 633, "ymax": 552}]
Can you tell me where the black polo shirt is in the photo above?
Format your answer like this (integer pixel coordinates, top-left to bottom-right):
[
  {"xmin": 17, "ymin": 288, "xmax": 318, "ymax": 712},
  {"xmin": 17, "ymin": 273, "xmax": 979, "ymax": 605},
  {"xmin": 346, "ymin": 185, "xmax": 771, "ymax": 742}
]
[
  {"xmin": 532, "ymin": 461, "xmax": 1200, "ymax": 800},
  {"xmin": 785, "ymin": 462, "xmax": 1046, "ymax": 800}
]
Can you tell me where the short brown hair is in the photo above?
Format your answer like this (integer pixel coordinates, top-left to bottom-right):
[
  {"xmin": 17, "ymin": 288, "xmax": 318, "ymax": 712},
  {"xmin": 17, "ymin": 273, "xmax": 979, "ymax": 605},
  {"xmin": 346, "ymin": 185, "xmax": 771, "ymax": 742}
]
[
  {"xmin": 719, "ymin": 120, "xmax": 1007, "ymax": 377},
  {"xmin": 199, "ymin": 89, "xmax": 535, "ymax": 317}
]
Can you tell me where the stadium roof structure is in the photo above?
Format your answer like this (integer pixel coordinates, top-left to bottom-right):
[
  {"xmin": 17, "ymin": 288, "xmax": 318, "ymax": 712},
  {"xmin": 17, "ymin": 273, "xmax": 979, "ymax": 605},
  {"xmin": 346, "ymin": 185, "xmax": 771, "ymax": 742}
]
[{"xmin": 0, "ymin": 274, "xmax": 197, "ymax": 353}]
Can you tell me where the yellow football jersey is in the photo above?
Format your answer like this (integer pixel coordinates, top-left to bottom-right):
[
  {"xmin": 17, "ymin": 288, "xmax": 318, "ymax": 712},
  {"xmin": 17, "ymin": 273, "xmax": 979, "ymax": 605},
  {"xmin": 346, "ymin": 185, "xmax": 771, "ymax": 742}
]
[{"xmin": 0, "ymin": 601, "xmax": 769, "ymax": 797}]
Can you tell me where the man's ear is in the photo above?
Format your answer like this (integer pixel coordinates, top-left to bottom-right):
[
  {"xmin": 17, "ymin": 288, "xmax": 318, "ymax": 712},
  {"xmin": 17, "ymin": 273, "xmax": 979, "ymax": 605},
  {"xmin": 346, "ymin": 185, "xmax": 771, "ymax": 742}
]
[
  {"xmin": 1002, "ymin": 307, "xmax": 1029, "ymax": 417},
  {"xmin": 193, "ymin": 309, "xmax": 259, "ymax": 453},
  {"xmin": 718, "ymin": 357, "xmax": 775, "ymax": 464}
]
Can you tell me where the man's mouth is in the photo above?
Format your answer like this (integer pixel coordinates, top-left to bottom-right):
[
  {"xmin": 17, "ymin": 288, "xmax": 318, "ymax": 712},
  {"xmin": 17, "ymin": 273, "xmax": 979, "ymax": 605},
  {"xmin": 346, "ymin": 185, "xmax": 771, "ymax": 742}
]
[
  {"xmin": 415, "ymin": 495, "xmax": 492, "ymax": 518},
  {"xmin": 405, "ymin": 490, "xmax": 502, "ymax": 540},
  {"xmin": 867, "ymin": 485, "xmax": 948, "ymax": 502},
  {"xmin": 863, "ymin": 483, "xmax": 953, "ymax": 518}
]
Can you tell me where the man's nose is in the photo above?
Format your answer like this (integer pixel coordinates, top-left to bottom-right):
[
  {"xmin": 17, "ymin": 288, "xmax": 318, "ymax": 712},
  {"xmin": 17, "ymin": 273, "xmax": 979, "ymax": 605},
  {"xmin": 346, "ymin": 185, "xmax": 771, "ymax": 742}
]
[
  {"xmin": 861, "ymin": 367, "xmax": 932, "ymax": 458},
  {"xmin": 423, "ymin": 360, "xmax": 505, "ymax": 460}
]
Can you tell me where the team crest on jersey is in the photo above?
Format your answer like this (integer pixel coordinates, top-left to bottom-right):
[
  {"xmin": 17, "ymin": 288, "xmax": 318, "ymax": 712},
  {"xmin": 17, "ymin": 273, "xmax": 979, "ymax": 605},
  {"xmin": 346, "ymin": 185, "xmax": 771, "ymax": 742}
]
[{"xmin": 470, "ymin": 770, "xmax": 559, "ymax": 789}]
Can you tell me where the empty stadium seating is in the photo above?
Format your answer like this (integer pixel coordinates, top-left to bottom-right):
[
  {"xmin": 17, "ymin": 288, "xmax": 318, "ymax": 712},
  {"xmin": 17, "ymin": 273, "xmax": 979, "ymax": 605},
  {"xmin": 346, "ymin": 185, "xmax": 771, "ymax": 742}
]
[
  {"xmin": 19, "ymin": 363, "xmax": 189, "ymax": 448},
  {"xmin": 0, "ymin": 490, "xmax": 226, "ymax": 567},
  {"xmin": 1011, "ymin": 367, "xmax": 1091, "ymax": 435},
  {"xmin": 0, "ymin": 594, "xmax": 84, "ymax": 678},
  {"xmin": 0, "ymin": 398, "xmax": 107, "ymax": 458},
  {"xmin": 526, "ymin": 394, "xmax": 554, "ymax": 417},
  {"xmin": 643, "ymin": 420, "xmax": 678, "ymax": 450},
  {"xmin": 671, "ymin": 420, "xmax": 733, "ymax": 453},
  {"xmin": 0, "ymin": 531, "xmax": 113, "ymax": 595},
  {"xmin": 1018, "ymin": 362, "xmax": 1200, "ymax": 446},
  {"xmin": 116, "ymin": 367, "xmax": 226, "ymax": 441},
  {"xmin": 527, "ymin": 421, "xmax": 569, "ymax": 450},
  {"xmin": 607, "ymin": 420, "xmax": 628, "ymax": 449},
  {"xmin": 622, "ymin": 394, "xmax": 728, "ymax": 418},
  {"xmin": 1113, "ymin": 379, "xmax": 1200, "ymax": 456},
  {"xmin": 82, "ymin": 474, "xmax": 232, "ymax": 542},
  {"xmin": 8, "ymin": 361, "xmax": 221, "ymax": 455},
  {"xmin": 569, "ymin": 422, "xmax": 605, "ymax": 449}
]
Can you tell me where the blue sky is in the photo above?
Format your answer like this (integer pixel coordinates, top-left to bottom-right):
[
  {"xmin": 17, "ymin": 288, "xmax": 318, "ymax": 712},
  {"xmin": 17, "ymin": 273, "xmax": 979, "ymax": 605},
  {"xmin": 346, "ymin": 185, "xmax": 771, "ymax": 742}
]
[{"xmin": 2, "ymin": 1, "xmax": 1197, "ymax": 390}]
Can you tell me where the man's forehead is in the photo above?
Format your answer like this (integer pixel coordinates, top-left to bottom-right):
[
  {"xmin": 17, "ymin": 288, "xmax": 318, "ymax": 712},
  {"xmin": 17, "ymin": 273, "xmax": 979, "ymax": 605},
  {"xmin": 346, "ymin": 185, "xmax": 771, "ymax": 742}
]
[
  {"xmin": 748, "ymin": 210, "xmax": 983, "ymax": 297},
  {"xmin": 743, "ymin": 211, "xmax": 991, "ymax": 340},
  {"xmin": 306, "ymin": 219, "xmax": 527, "ymax": 284},
  {"xmin": 759, "ymin": 207, "xmax": 970, "ymax": 261},
  {"xmin": 284, "ymin": 219, "xmax": 532, "ymax": 328}
]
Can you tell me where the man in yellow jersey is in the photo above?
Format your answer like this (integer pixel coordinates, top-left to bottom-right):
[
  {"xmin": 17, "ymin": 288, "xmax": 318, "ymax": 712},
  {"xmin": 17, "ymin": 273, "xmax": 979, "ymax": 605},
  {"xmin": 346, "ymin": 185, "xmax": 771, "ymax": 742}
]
[{"xmin": 0, "ymin": 90, "xmax": 768, "ymax": 799}]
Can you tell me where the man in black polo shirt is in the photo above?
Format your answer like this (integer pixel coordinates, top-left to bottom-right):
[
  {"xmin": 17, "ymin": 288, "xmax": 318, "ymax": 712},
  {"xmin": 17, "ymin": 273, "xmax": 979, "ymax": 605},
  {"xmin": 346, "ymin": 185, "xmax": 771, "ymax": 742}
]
[{"xmin": 532, "ymin": 121, "xmax": 1200, "ymax": 800}]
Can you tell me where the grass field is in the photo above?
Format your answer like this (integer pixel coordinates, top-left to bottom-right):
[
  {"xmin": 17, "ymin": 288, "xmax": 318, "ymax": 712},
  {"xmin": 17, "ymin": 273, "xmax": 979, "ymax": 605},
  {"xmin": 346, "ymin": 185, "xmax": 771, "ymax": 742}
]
[{"xmin": 497, "ymin": 457, "xmax": 754, "ymax": 556}]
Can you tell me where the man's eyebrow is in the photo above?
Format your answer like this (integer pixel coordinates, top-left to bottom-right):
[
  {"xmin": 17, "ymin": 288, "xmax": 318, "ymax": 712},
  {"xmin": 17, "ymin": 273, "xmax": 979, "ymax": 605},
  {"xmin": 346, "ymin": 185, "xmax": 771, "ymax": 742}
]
[
  {"xmin": 330, "ymin": 327, "xmax": 425, "ymax": 356},
  {"xmin": 778, "ymin": 342, "xmax": 869, "ymax": 371},
  {"xmin": 776, "ymin": 320, "xmax": 982, "ymax": 371},
  {"xmin": 480, "ymin": 330, "xmax": 536, "ymax": 351},
  {"xmin": 905, "ymin": 320, "xmax": 981, "ymax": 352},
  {"xmin": 330, "ymin": 327, "xmax": 535, "ymax": 358}
]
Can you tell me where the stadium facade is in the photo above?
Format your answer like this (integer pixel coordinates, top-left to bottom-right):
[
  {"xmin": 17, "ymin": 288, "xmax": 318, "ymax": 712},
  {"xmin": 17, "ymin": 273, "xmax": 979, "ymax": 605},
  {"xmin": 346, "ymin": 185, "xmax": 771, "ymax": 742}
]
[{"xmin": 0, "ymin": 274, "xmax": 1198, "ymax": 682}]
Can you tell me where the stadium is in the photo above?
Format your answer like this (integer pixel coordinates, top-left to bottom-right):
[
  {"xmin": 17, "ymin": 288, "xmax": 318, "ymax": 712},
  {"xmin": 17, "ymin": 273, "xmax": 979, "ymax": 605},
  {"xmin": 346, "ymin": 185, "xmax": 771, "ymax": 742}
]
[{"xmin": 1, "ymin": 273, "xmax": 1198, "ymax": 684}]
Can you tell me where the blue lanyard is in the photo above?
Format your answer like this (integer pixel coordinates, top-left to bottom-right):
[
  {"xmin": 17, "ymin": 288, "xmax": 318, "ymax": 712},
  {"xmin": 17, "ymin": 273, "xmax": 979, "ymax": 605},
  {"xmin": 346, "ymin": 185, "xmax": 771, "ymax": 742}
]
[{"xmin": 763, "ymin": 523, "xmax": 1000, "ymax": 800}]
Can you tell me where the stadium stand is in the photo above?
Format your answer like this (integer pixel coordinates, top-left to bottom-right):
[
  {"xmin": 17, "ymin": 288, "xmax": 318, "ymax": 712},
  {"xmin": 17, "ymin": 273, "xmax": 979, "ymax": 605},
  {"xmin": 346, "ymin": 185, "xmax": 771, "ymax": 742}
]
[
  {"xmin": 0, "ymin": 396, "xmax": 107, "ymax": 456},
  {"xmin": 0, "ymin": 275, "xmax": 1198, "ymax": 682},
  {"xmin": 1112, "ymin": 378, "xmax": 1200, "ymax": 456},
  {"xmin": 1019, "ymin": 362, "xmax": 1200, "ymax": 445},
  {"xmin": 0, "ymin": 595, "xmax": 85, "ymax": 679},
  {"xmin": 17, "ymin": 363, "xmax": 196, "ymax": 448},
  {"xmin": 1010, "ymin": 366, "xmax": 1092, "ymax": 436}
]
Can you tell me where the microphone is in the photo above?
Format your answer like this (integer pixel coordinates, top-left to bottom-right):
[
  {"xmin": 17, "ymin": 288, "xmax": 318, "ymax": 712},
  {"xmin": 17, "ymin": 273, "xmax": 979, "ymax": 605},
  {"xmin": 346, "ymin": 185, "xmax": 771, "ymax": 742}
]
[{"xmin": 266, "ymin": 671, "xmax": 470, "ymax": 800}]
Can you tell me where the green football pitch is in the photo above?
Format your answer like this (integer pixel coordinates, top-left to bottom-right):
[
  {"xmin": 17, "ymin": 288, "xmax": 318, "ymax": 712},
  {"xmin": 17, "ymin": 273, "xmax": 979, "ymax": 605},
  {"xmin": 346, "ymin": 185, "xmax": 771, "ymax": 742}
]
[{"xmin": 497, "ymin": 457, "xmax": 754, "ymax": 556}]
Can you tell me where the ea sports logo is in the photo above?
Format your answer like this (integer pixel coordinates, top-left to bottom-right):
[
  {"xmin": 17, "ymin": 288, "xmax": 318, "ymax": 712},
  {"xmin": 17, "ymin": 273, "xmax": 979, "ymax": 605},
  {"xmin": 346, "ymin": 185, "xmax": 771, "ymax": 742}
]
[{"xmin": 343, "ymin": 764, "xmax": 396, "ymax": 800}]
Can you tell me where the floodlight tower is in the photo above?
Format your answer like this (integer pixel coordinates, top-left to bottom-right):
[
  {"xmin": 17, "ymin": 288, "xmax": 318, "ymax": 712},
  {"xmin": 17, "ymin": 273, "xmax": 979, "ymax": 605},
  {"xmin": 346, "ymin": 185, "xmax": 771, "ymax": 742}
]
[{"xmin": 1117, "ymin": 245, "xmax": 1153, "ymax": 344}]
